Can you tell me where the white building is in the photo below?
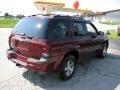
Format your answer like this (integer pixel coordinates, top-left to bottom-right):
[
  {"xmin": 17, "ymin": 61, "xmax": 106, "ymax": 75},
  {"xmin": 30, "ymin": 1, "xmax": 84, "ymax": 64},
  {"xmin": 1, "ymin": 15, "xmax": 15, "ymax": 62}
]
[{"xmin": 87, "ymin": 9, "xmax": 120, "ymax": 23}]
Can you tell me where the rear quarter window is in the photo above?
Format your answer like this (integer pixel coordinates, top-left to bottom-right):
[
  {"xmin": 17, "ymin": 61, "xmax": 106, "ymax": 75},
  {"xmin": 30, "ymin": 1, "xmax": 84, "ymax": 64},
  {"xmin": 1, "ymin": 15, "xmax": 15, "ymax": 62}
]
[{"xmin": 46, "ymin": 19, "xmax": 70, "ymax": 39}]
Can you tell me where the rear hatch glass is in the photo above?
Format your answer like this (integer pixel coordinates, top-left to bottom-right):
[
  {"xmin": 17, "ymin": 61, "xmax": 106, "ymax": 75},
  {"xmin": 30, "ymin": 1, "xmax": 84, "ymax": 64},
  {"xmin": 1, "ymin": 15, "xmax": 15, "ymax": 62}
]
[{"xmin": 12, "ymin": 18, "xmax": 49, "ymax": 38}]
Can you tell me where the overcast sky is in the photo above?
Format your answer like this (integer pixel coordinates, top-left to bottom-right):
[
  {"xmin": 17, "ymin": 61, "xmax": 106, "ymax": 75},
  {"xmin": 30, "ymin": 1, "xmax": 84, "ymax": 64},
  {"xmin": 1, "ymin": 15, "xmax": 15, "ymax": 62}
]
[{"xmin": 0, "ymin": 0, "xmax": 120, "ymax": 15}]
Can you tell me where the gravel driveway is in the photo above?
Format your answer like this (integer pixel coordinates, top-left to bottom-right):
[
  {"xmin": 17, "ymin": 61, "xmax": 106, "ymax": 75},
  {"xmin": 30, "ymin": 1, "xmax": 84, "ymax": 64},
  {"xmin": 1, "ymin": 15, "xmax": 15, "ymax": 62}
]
[{"xmin": 0, "ymin": 28, "xmax": 120, "ymax": 90}]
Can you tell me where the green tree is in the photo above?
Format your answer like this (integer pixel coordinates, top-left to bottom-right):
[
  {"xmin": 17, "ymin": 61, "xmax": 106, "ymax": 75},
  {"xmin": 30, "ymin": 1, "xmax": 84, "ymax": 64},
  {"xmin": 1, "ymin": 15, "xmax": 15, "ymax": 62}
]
[
  {"xmin": 16, "ymin": 14, "xmax": 25, "ymax": 19},
  {"xmin": 4, "ymin": 12, "xmax": 10, "ymax": 18}
]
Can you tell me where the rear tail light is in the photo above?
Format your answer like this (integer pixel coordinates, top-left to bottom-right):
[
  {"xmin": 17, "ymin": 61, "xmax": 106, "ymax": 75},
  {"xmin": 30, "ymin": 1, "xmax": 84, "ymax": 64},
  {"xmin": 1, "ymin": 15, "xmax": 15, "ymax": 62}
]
[
  {"xmin": 9, "ymin": 35, "xmax": 12, "ymax": 48},
  {"xmin": 10, "ymin": 42, "xmax": 14, "ymax": 48},
  {"xmin": 9, "ymin": 34, "xmax": 14, "ymax": 48}
]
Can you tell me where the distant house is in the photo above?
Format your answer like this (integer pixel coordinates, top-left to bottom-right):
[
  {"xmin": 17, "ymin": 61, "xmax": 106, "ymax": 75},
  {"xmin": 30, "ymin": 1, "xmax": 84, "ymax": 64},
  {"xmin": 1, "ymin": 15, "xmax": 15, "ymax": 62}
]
[
  {"xmin": 86, "ymin": 9, "xmax": 120, "ymax": 22},
  {"xmin": 0, "ymin": 16, "xmax": 4, "ymax": 19}
]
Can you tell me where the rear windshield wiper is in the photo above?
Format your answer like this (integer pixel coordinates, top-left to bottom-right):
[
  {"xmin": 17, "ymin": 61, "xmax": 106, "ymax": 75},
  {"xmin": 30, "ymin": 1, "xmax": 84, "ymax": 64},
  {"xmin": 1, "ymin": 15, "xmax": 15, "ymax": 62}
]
[
  {"xmin": 14, "ymin": 31, "xmax": 33, "ymax": 39},
  {"xmin": 21, "ymin": 33, "xmax": 33, "ymax": 39}
]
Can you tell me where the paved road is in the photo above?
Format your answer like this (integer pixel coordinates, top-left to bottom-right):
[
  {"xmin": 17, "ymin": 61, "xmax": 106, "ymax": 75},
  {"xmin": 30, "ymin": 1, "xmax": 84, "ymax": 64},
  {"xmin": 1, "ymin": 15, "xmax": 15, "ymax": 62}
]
[
  {"xmin": 0, "ymin": 28, "xmax": 120, "ymax": 90},
  {"xmin": 109, "ymin": 40, "xmax": 120, "ymax": 51}
]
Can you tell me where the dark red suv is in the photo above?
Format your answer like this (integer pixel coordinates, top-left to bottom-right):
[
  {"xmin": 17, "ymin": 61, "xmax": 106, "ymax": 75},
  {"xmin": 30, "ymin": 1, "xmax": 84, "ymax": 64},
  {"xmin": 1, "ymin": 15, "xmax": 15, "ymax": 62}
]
[{"xmin": 7, "ymin": 14, "xmax": 108, "ymax": 80}]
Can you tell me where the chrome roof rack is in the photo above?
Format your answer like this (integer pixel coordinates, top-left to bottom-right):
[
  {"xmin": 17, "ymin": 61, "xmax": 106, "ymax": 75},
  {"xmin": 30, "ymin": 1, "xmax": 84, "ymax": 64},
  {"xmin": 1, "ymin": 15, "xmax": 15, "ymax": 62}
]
[{"xmin": 28, "ymin": 14, "xmax": 84, "ymax": 21}]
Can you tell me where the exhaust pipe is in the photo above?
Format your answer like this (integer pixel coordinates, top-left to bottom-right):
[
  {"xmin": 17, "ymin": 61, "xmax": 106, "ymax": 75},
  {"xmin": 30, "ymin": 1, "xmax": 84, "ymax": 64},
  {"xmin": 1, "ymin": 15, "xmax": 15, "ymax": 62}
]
[{"xmin": 16, "ymin": 63, "xmax": 22, "ymax": 68}]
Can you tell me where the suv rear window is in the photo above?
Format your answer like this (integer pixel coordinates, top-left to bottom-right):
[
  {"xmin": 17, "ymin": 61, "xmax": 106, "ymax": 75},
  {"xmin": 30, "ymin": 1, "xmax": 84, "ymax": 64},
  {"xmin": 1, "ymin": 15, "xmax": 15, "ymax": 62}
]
[{"xmin": 12, "ymin": 18, "xmax": 49, "ymax": 38}]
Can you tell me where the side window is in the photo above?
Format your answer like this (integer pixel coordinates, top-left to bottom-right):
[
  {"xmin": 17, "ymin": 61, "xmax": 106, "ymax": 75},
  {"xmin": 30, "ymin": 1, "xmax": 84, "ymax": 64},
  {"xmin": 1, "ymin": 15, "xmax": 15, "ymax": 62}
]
[
  {"xmin": 86, "ymin": 23, "xmax": 97, "ymax": 34},
  {"xmin": 47, "ymin": 19, "xmax": 70, "ymax": 38},
  {"xmin": 74, "ymin": 22, "xmax": 87, "ymax": 36}
]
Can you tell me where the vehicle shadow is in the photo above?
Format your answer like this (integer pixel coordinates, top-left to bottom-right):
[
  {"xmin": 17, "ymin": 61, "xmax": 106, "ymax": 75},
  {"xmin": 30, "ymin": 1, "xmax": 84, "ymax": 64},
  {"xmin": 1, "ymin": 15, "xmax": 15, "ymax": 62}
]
[{"xmin": 22, "ymin": 53, "xmax": 120, "ymax": 90}]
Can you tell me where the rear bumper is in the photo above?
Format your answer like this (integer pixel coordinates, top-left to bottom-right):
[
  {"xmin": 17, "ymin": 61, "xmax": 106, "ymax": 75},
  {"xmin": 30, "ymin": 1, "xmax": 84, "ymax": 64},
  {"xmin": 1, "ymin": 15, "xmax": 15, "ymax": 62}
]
[{"xmin": 7, "ymin": 49, "xmax": 55, "ymax": 72}]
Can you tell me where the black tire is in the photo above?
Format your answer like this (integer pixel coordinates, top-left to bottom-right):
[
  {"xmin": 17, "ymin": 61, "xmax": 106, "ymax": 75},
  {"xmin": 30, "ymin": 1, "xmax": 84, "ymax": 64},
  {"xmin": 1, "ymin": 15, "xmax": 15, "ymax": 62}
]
[
  {"xmin": 118, "ymin": 33, "xmax": 120, "ymax": 36},
  {"xmin": 97, "ymin": 43, "xmax": 107, "ymax": 58},
  {"xmin": 59, "ymin": 55, "xmax": 76, "ymax": 81}
]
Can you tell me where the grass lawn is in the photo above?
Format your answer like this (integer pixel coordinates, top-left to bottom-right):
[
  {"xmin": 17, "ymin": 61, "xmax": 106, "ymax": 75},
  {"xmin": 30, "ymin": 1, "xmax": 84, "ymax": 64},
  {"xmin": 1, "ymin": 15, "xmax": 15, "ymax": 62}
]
[
  {"xmin": 107, "ymin": 30, "xmax": 120, "ymax": 40},
  {"xmin": 100, "ymin": 22, "xmax": 120, "ymax": 25},
  {"xmin": 0, "ymin": 18, "xmax": 18, "ymax": 28}
]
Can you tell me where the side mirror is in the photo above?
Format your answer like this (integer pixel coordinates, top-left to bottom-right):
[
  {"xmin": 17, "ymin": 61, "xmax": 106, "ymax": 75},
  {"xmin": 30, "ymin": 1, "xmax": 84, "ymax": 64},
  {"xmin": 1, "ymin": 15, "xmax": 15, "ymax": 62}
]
[{"xmin": 98, "ymin": 31, "xmax": 104, "ymax": 35}]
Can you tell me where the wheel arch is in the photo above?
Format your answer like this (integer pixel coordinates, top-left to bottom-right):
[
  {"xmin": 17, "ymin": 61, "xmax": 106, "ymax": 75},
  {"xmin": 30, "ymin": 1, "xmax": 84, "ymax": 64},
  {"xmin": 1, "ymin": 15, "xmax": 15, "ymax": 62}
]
[{"xmin": 61, "ymin": 50, "xmax": 79, "ymax": 65}]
